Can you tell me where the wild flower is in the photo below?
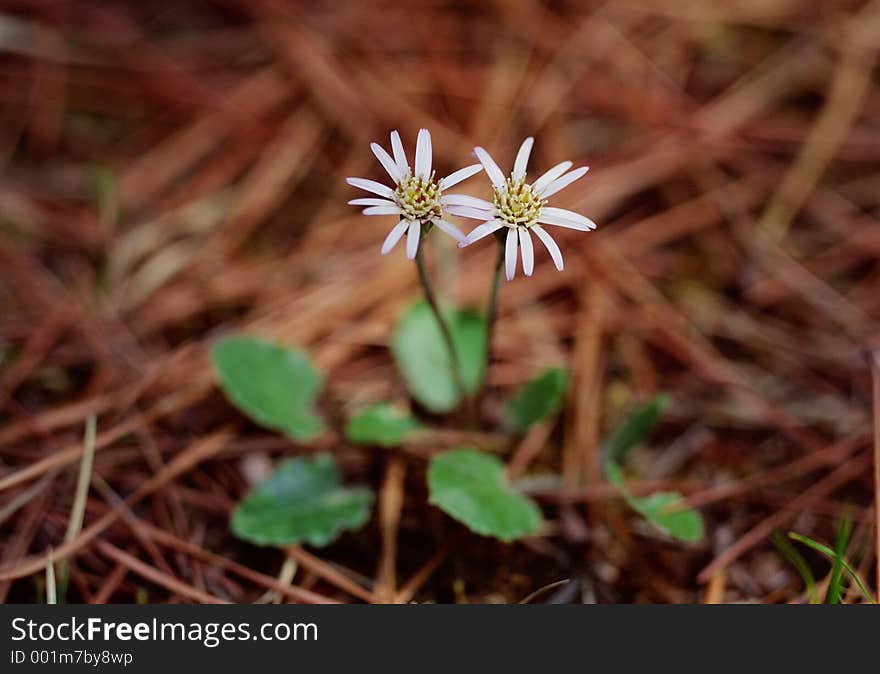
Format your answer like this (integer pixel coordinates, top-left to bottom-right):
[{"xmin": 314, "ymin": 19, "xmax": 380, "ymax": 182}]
[
  {"xmin": 453, "ymin": 137, "xmax": 595, "ymax": 280},
  {"xmin": 346, "ymin": 129, "xmax": 482, "ymax": 258}
]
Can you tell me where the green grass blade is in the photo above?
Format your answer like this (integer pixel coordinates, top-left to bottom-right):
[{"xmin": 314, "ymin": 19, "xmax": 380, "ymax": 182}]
[
  {"xmin": 771, "ymin": 532, "xmax": 818, "ymax": 604},
  {"xmin": 827, "ymin": 513, "xmax": 852, "ymax": 604},
  {"xmin": 789, "ymin": 532, "xmax": 876, "ymax": 604}
]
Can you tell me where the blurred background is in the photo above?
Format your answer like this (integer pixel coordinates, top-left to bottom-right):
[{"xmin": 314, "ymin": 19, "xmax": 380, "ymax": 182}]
[{"xmin": 1, "ymin": 0, "xmax": 879, "ymax": 603}]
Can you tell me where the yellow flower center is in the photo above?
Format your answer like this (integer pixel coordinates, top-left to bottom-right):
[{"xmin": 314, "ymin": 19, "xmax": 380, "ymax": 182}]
[
  {"xmin": 494, "ymin": 177, "xmax": 544, "ymax": 228},
  {"xmin": 394, "ymin": 173, "xmax": 442, "ymax": 221}
]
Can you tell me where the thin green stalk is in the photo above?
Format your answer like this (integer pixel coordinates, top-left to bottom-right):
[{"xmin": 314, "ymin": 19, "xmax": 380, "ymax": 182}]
[
  {"xmin": 485, "ymin": 242, "xmax": 505, "ymax": 377},
  {"xmin": 477, "ymin": 242, "xmax": 505, "ymax": 410},
  {"xmin": 414, "ymin": 243, "xmax": 466, "ymax": 401}
]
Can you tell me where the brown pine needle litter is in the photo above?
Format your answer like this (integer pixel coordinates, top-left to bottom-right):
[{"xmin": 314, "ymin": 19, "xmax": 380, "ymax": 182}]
[{"xmin": 1, "ymin": 1, "xmax": 880, "ymax": 604}]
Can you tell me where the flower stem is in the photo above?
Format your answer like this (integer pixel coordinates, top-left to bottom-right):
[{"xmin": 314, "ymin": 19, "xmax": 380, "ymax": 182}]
[
  {"xmin": 478, "ymin": 241, "xmax": 505, "ymax": 407},
  {"xmin": 414, "ymin": 243, "xmax": 467, "ymax": 401}
]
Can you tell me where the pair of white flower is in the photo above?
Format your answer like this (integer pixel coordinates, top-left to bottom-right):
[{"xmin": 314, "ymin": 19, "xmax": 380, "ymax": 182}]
[{"xmin": 347, "ymin": 129, "xmax": 595, "ymax": 280}]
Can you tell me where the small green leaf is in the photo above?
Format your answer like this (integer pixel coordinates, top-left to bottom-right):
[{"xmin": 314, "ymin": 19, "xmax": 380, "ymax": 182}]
[
  {"xmin": 391, "ymin": 301, "xmax": 486, "ymax": 413},
  {"xmin": 602, "ymin": 397, "xmax": 703, "ymax": 543},
  {"xmin": 602, "ymin": 394, "xmax": 669, "ymax": 465},
  {"xmin": 231, "ymin": 455, "xmax": 373, "ymax": 547},
  {"xmin": 212, "ymin": 336, "xmax": 324, "ymax": 442},
  {"xmin": 504, "ymin": 368, "xmax": 569, "ymax": 432},
  {"xmin": 634, "ymin": 492, "xmax": 704, "ymax": 542},
  {"xmin": 346, "ymin": 403, "xmax": 421, "ymax": 447},
  {"xmin": 428, "ymin": 448, "xmax": 542, "ymax": 542},
  {"xmin": 605, "ymin": 461, "xmax": 704, "ymax": 542}
]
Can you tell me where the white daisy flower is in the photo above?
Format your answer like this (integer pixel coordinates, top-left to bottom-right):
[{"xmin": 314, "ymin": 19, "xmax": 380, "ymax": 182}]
[
  {"xmin": 346, "ymin": 129, "xmax": 483, "ymax": 259},
  {"xmin": 452, "ymin": 137, "xmax": 595, "ymax": 280}
]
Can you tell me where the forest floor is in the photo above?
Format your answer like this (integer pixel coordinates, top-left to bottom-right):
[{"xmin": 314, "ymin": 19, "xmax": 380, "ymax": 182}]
[{"xmin": 1, "ymin": 1, "xmax": 879, "ymax": 603}]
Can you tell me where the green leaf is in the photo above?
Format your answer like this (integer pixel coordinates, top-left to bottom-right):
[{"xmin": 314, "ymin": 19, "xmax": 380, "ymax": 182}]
[
  {"xmin": 604, "ymin": 461, "xmax": 704, "ymax": 542},
  {"xmin": 346, "ymin": 403, "xmax": 421, "ymax": 447},
  {"xmin": 634, "ymin": 492, "xmax": 704, "ymax": 542},
  {"xmin": 231, "ymin": 454, "xmax": 373, "ymax": 547},
  {"xmin": 212, "ymin": 336, "xmax": 324, "ymax": 442},
  {"xmin": 602, "ymin": 397, "xmax": 703, "ymax": 543},
  {"xmin": 427, "ymin": 448, "xmax": 542, "ymax": 542},
  {"xmin": 789, "ymin": 532, "xmax": 876, "ymax": 604},
  {"xmin": 504, "ymin": 368, "xmax": 569, "ymax": 432},
  {"xmin": 391, "ymin": 301, "xmax": 486, "ymax": 413},
  {"xmin": 602, "ymin": 394, "xmax": 669, "ymax": 465}
]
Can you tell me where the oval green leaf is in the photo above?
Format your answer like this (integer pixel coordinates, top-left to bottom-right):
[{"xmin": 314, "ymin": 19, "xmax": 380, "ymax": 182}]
[
  {"xmin": 345, "ymin": 403, "xmax": 421, "ymax": 447},
  {"xmin": 602, "ymin": 394, "xmax": 668, "ymax": 464},
  {"xmin": 212, "ymin": 336, "xmax": 324, "ymax": 442},
  {"xmin": 231, "ymin": 454, "xmax": 373, "ymax": 547},
  {"xmin": 504, "ymin": 368, "xmax": 569, "ymax": 432},
  {"xmin": 428, "ymin": 448, "xmax": 542, "ymax": 542},
  {"xmin": 391, "ymin": 301, "xmax": 486, "ymax": 413}
]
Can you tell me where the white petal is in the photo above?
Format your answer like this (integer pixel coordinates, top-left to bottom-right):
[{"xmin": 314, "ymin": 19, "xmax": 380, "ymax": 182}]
[
  {"xmin": 459, "ymin": 220, "xmax": 504, "ymax": 247},
  {"xmin": 444, "ymin": 205, "xmax": 497, "ymax": 221},
  {"xmin": 347, "ymin": 177, "xmax": 395, "ymax": 199},
  {"xmin": 441, "ymin": 194, "xmax": 493, "ymax": 209},
  {"xmin": 438, "ymin": 164, "xmax": 482, "ymax": 190},
  {"xmin": 512, "ymin": 137, "xmax": 534, "ymax": 181},
  {"xmin": 414, "ymin": 128, "xmax": 432, "ymax": 179},
  {"xmin": 406, "ymin": 219, "xmax": 421, "ymax": 259},
  {"xmin": 390, "ymin": 130, "xmax": 409, "ymax": 172},
  {"xmin": 381, "ymin": 219, "xmax": 410, "ymax": 255},
  {"xmin": 518, "ymin": 227, "xmax": 534, "ymax": 276},
  {"xmin": 348, "ymin": 197, "xmax": 396, "ymax": 207},
  {"xmin": 531, "ymin": 161, "xmax": 572, "ymax": 194},
  {"xmin": 536, "ymin": 211, "xmax": 591, "ymax": 231},
  {"xmin": 505, "ymin": 227, "xmax": 518, "ymax": 281},
  {"xmin": 532, "ymin": 225, "xmax": 563, "ymax": 270},
  {"xmin": 537, "ymin": 166, "xmax": 589, "ymax": 198},
  {"xmin": 541, "ymin": 206, "xmax": 596, "ymax": 230},
  {"xmin": 473, "ymin": 146, "xmax": 506, "ymax": 189},
  {"xmin": 363, "ymin": 205, "xmax": 402, "ymax": 216},
  {"xmin": 432, "ymin": 219, "xmax": 465, "ymax": 243},
  {"xmin": 371, "ymin": 142, "xmax": 405, "ymax": 182}
]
